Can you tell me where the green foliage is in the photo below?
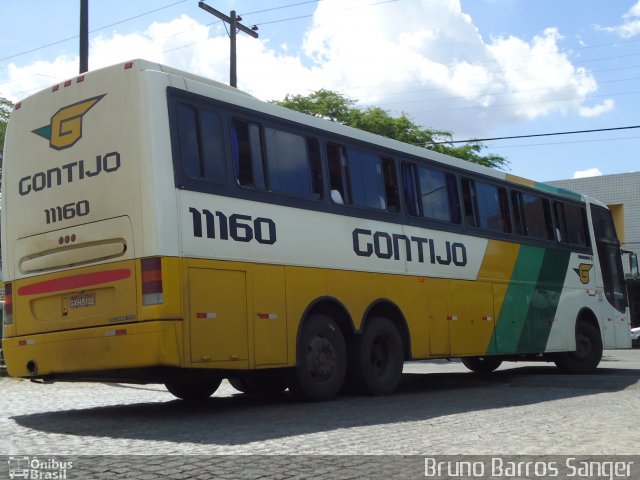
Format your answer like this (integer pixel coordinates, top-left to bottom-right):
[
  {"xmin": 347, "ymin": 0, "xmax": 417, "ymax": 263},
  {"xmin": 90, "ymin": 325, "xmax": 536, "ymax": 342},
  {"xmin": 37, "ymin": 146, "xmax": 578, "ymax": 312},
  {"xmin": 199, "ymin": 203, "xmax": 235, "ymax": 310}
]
[
  {"xmin": 272, "ymin": 90, "xmax": 508, "ymax": 170},
  {"xmin": 0, "ymin": 97, "xmax": 13, "ymax": 151}
]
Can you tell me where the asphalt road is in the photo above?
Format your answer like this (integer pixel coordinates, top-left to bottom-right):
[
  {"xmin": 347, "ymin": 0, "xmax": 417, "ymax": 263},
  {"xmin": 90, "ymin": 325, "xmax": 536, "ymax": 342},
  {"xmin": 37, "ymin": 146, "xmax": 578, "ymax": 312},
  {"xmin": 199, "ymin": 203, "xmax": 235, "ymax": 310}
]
[{"xmin": 1, "ymin": 349, "xmax": 639, "ymax": 478}]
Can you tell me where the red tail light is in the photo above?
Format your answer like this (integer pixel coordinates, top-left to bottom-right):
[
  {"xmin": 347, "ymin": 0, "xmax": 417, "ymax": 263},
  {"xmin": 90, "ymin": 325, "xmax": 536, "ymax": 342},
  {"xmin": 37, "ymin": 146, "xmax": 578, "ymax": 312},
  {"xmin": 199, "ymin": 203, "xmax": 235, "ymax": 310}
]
[
  {"xmin": 3, "ymin": 283, "xmax": 13, "ymax": 325},
  {"xmin": 141, "ymin": 258, "xmax": 164, "ymax": 306}
]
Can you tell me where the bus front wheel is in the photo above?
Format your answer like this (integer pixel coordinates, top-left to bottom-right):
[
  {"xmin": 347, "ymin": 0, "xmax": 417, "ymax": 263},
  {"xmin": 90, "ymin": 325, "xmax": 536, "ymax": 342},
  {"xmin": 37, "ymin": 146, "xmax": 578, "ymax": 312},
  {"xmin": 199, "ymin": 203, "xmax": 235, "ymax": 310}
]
[
  {"xmin": 349, "ymin": 316, "xmax": 404, "ymax": 395},
  {"xmin": 165, "ymin": 378, "xmax": 222, "ymax": 401},
  {"xmin": 289, "ymin": 314, "xmax": 347, "ymax": 401},
  {"xmin": 554, "ymin": 321, "xmax": 603, "ymax": 374}
]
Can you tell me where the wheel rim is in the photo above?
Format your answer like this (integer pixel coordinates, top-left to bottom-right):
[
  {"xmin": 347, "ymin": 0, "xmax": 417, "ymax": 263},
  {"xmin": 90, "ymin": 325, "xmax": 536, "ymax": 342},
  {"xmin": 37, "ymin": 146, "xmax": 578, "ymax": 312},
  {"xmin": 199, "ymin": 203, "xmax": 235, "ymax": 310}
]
[
  {"xmin": 307, "ymin": 334, "xmax": 337, "ymax": 382},
  {"xmin": 370, "ymin": 337, "xmax": 389, "ymax": 377}
]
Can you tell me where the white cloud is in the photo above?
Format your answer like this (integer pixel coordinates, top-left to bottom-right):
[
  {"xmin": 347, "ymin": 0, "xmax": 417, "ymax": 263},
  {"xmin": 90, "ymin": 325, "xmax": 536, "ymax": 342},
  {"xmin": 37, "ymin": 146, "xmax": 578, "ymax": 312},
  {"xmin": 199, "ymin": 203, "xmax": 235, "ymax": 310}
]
[
  {"xmin": 0, "ymin": 1, "xmax": 609, "ymax": 137},
  {"xmin": 579, "ymin": 98, "xmax": 615, "ymax": 117},
  {"xmin": 595, "ymin": 1, "xmax": 640, "ymax": 38},
  {"xmin": 573, "ymin": 168, "xmax": 603, "ymax": 179}
]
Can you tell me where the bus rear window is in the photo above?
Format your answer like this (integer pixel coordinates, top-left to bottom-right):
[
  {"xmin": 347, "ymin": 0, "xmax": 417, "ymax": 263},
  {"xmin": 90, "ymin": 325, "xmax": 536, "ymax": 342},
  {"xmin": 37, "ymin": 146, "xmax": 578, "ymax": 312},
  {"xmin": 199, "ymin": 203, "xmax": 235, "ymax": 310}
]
[{"xmin": 176, "ymin": 103, "xmax": 225, "ymax": 184}]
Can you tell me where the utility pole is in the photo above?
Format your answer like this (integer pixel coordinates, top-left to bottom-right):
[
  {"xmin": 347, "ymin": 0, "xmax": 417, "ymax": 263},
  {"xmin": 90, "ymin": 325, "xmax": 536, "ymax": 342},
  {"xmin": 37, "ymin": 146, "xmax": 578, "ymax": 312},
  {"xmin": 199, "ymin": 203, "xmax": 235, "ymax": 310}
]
[
  {"xmin": 79, "ymin": 0, "xmax": 89, "ymax": 73},
  {"xmin": 198, "ymin": 2, "xmax": 258, "ymax": 88}
]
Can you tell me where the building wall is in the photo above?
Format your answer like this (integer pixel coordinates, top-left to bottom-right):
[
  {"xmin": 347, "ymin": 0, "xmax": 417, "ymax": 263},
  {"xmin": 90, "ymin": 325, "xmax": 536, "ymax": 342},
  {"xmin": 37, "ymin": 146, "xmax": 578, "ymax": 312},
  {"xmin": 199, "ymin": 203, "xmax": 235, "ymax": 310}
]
[{"xmin": 547, "ymin": 172, "xmax": 640, "ymax": 258}]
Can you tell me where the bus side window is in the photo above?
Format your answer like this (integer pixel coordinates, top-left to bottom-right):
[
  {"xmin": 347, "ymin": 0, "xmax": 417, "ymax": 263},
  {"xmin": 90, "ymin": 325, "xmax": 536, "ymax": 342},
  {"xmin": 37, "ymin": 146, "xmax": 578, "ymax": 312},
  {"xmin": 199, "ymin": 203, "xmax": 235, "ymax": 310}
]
[
  {"xmin": 347, "ymin": 147, "xmax": 387, "ymax": 210},
  {"xmin": 463, "ymin": 178, "xmax": 511, "ymax": 233},
  {"xmin": 417, "ymin": 166, "xmax": 458, "ymax": 223},
  {"xmin": 523, "ymin": 192, "xmax": 553, "ymax": 240},
  {"xmin": 557, "ymin": 202, "xmax": 590, "ymax": 247},
  {"xmin": 264, "ymin": 127, "xmax": 319, "ymax": 198},
  {"xmin": 232, "ymin": 119, "xmax": 266, "ymax": 190}
]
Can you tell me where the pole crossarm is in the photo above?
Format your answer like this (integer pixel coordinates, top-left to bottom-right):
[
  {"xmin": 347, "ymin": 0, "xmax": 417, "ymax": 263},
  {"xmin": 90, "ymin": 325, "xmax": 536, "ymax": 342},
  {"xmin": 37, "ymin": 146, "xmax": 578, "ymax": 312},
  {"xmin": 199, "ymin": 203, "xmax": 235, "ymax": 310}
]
[{"xmin": 198, "ymin": 2, "xmax": 259, "ymax": 38}]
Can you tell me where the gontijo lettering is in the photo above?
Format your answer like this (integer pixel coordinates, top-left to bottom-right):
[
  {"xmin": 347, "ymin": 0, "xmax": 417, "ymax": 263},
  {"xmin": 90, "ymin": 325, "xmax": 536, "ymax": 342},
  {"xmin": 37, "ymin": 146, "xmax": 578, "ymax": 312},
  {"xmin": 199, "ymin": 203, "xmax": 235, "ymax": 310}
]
[
  {"xmin": 353, "ymin": 228, "xmax": 467, "ymax": 266},
  {"xmin": 18, "ymin": 152, "xmax": 121, "ymax": 196}
]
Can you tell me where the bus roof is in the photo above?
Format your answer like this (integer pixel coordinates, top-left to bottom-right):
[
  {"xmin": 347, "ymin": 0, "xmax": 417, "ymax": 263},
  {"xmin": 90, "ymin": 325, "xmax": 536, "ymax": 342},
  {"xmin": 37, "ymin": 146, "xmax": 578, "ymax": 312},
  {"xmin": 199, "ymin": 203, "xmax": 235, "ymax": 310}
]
[{"xmin": 13, "ymin": 58, "xmax": 587, "ymax": 205}]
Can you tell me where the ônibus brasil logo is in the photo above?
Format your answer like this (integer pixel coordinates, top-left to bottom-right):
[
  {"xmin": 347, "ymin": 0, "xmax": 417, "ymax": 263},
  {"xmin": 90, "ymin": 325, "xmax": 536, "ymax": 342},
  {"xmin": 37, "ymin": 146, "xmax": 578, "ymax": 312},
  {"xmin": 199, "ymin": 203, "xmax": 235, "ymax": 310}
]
[{"xmin": 32, "ymin": 94, "xmax": 105, "ymax": 150}]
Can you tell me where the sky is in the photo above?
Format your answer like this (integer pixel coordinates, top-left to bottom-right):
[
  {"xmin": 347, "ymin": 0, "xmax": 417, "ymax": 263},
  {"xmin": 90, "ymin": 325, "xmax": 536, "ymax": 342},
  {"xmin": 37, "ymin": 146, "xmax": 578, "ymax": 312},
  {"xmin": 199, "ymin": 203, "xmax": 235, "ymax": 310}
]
[{"xmin": 1, "ymin": 0, "xmax": 639, "ymax": 182}]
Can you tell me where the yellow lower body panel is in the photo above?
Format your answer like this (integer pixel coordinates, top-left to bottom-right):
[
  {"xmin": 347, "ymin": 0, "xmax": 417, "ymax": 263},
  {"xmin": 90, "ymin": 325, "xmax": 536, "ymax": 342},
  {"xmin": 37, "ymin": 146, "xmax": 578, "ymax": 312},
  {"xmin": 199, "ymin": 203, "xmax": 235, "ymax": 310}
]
[{"xmin": 3, "ymin": 320, "xmax": 183, "ymax": 378}]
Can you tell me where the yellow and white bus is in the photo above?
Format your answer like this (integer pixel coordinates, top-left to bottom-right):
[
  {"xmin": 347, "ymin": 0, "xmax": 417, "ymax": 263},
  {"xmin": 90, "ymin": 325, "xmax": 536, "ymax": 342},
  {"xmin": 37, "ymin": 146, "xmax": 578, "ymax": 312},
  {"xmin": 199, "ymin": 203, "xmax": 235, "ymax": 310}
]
[{"xmin": 1, "ymin": 60, "xmax": 631, "ymax": 401}]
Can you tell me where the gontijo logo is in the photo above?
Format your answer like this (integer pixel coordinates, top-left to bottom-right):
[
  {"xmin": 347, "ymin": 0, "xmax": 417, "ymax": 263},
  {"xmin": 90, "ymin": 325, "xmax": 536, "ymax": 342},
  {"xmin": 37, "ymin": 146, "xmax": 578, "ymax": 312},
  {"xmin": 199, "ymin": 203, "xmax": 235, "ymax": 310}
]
[{"xmin": 32, "ymin": 94, "xmax": 105, "ymax": 150}]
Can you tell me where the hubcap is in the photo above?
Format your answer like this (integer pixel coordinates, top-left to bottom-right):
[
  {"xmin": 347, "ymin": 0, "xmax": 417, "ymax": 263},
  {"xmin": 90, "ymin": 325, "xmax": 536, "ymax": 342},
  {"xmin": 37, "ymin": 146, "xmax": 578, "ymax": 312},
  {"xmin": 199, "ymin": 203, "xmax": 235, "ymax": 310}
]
[{"xmin": 307, "ymin": 335, "xmax": 336, "ymax": 381}]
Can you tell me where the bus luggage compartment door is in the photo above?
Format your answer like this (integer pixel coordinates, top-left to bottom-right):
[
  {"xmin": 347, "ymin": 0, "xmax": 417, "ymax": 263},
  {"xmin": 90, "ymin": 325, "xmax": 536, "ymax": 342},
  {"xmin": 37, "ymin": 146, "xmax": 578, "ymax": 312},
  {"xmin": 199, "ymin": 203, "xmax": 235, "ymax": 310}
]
[{"xmin": 188, "ymin": 268, "xmax": 248, "ymax": 364}]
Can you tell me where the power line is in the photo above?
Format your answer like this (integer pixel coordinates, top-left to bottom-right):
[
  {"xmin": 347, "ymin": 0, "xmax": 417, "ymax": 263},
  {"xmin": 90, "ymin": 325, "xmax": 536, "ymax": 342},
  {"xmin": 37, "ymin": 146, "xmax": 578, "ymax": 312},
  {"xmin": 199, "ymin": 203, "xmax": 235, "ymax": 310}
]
[
  {"xmin": 432, "ymin": 125, "xmax": 640, "ymax": 145},
  {"xmin": 0, "ymin": 0, "xmax": 187, "ymax": 64},
  {"xmin": 486, "ymin": 135, "xmax": 640, "ymax": 149}
]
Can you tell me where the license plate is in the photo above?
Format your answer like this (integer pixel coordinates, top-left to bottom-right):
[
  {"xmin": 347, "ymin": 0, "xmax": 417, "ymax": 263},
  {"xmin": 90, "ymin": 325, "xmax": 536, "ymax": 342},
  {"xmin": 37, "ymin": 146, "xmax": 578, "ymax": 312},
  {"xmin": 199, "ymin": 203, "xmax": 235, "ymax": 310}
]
[{"xmin": 69, "ymin": 292, "xmax": 96, "ymax": 309}]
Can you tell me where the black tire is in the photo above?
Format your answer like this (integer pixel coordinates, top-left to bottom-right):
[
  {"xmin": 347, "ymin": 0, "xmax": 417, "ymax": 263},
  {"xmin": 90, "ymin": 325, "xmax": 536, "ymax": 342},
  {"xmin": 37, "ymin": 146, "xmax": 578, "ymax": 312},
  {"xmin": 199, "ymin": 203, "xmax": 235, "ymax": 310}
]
[
  {"xmin": 289, "ymin": 314, "xmax": 347, "ymax": 402},
  {"xmin": 228, "ymin": 371, "xmax": 288, "ymax": 395},
  {"xmin": 554, "ymin": 321, "xmax": 603, "ymax": 374},
  {"xmin": 349, "ymin": 316, "xmax": 404, "ymax": 395},
  {"xmin": 461, "ymin": 356, "xmax": 502, "ymax": 373},
  {"xmin": 165, "ymin": 378, "xmax": 222, "ymax": 401}
]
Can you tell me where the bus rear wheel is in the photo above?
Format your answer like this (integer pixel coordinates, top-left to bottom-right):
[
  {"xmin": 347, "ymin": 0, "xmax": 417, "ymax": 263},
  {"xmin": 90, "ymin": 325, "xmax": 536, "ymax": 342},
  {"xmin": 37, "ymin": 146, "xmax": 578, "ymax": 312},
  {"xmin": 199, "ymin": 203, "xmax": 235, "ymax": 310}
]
[
  {"xmin": 554, "ymin": 321, "xmax": 603, "ymax": 374},
  {"xmin": 228, "ymin": 371, "xmax": 288, "ymax": 395},
  {"xmin": 349, "ymin": 316, "xmax": 404, "ymax": 395},
  {"xmin": 165, "ymin": 378, "xmax": 222, "ymax": 401},
  {"xmin": 289, "ymin": 314, "xmax": 347, "ymax": 402},
  {"xmin": 461, "ymin": 356, "xmax": 502, "ymax": 373}
]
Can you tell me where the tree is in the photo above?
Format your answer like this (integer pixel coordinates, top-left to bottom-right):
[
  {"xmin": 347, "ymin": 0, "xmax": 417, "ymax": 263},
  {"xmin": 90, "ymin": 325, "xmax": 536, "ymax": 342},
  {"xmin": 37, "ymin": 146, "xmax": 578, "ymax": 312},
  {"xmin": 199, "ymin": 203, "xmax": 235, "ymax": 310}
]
[
  {"xmin": 271, "ymin": 90, "xmax": 508, "ymax": 170},
  {"xmin": 0, "ymin": 97, "xmax": 13, "ymax": 151}
]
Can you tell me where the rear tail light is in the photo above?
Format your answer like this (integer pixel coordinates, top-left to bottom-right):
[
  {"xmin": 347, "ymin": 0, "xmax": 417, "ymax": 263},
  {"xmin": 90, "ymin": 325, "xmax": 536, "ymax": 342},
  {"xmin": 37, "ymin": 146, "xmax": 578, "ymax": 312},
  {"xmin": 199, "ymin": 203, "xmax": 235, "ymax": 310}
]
[
  {"xmin": 3, "ymin": 283, "xmax": 13, "ymax": 325},
  {"xmin": 141, "ymin": 258, "xmax": 164, "ymax": 306}
]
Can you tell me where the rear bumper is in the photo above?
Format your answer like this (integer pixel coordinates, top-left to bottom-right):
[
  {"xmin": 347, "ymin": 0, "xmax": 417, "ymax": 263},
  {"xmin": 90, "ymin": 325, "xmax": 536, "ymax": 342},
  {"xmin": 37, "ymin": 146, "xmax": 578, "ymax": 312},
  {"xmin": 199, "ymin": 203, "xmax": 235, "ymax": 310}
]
[{"xmin": 2, "ymin": 320, "xmax": 183, "ymax": 378}]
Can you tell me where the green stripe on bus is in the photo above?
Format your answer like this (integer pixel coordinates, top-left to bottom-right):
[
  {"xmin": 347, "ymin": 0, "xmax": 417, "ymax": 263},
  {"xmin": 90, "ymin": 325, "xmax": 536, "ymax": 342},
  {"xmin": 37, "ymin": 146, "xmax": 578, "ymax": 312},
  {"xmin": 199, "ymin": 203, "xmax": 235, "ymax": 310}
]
[
  {"xmin": 494, "ymin": 246, "xmax": 571, "ymax": 354},
  {"xmin": 517, "ymin": 248, "xmax": 571, "ymax": 353},
  {"xmin": 535, "ymin": 182, "xmax": 583, "ymax": 201},
  {"xmin": 494, "ymin": 245, "xmax": 544, "ymax": 354}
]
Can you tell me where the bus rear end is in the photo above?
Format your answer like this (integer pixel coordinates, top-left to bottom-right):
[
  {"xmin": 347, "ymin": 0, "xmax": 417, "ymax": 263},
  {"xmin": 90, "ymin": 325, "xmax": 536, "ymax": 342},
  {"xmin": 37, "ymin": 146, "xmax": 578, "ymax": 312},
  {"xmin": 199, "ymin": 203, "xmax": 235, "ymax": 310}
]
[{"xmin": 1, "ymin": 61, "xmax": 182, "ymax": 381}]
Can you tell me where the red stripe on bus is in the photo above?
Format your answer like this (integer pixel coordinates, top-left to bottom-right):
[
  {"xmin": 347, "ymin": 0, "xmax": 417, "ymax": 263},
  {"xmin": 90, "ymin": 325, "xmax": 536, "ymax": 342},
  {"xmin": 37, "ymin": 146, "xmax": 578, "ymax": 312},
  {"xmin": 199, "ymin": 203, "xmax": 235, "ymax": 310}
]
[{"xmin": 17, "ymin": 269, "xmax": 132, "ymax": 296}]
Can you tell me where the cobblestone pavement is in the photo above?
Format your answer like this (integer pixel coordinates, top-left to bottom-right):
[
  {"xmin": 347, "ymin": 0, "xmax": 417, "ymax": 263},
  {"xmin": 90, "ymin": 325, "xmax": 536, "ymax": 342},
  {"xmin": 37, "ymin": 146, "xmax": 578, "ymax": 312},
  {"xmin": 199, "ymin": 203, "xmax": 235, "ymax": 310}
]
[{"xmin": 1, "ymin": 350, "xmax": 639, "ymax": 478}]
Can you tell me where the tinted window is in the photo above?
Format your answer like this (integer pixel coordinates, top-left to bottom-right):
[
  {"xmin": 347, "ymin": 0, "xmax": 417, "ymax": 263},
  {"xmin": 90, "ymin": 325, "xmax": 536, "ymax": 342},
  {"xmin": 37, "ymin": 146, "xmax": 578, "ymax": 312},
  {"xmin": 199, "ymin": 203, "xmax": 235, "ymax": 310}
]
[
  {"xmin": 403, "ymin": 163, "xmax": 460, "ymax": 223},
  {"xmin": 462, "ymin": 178, "xmax": 511, "ymax": 233},
  {"xmin": 232, "ymin": 119, "xmax": 265, "ymax": 189},
  {"xmin": 554, "ymin": 202, "xmax": 589, "ymax": 246},
  {"xmin": 512, "ymin": 191, "xmax": 553, "ymax": 240},
  {"xmin": 327, "ymin": 143, "xmax": 397, "ymax": 211},
  {"xmin": 264, "ymin": 128, "xmax": 321, "ymax": 198},
  {"xmin": 349, "ymin": 148, "xmax": 386, "ymax": 209},
  {"xmin": 419, "ymin": 167, "xmax": 454, "ymax": 222},
  {"xmin": 176, "ymin": 103, "xmax": 225, "ymax": 183},
  {"xmin": 591, "ymin": 205, "xmax": 625, "ymax": 312},
  {"xmin": 232, "ymin": 119, "xmax": 321, "ymax": 198}
]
